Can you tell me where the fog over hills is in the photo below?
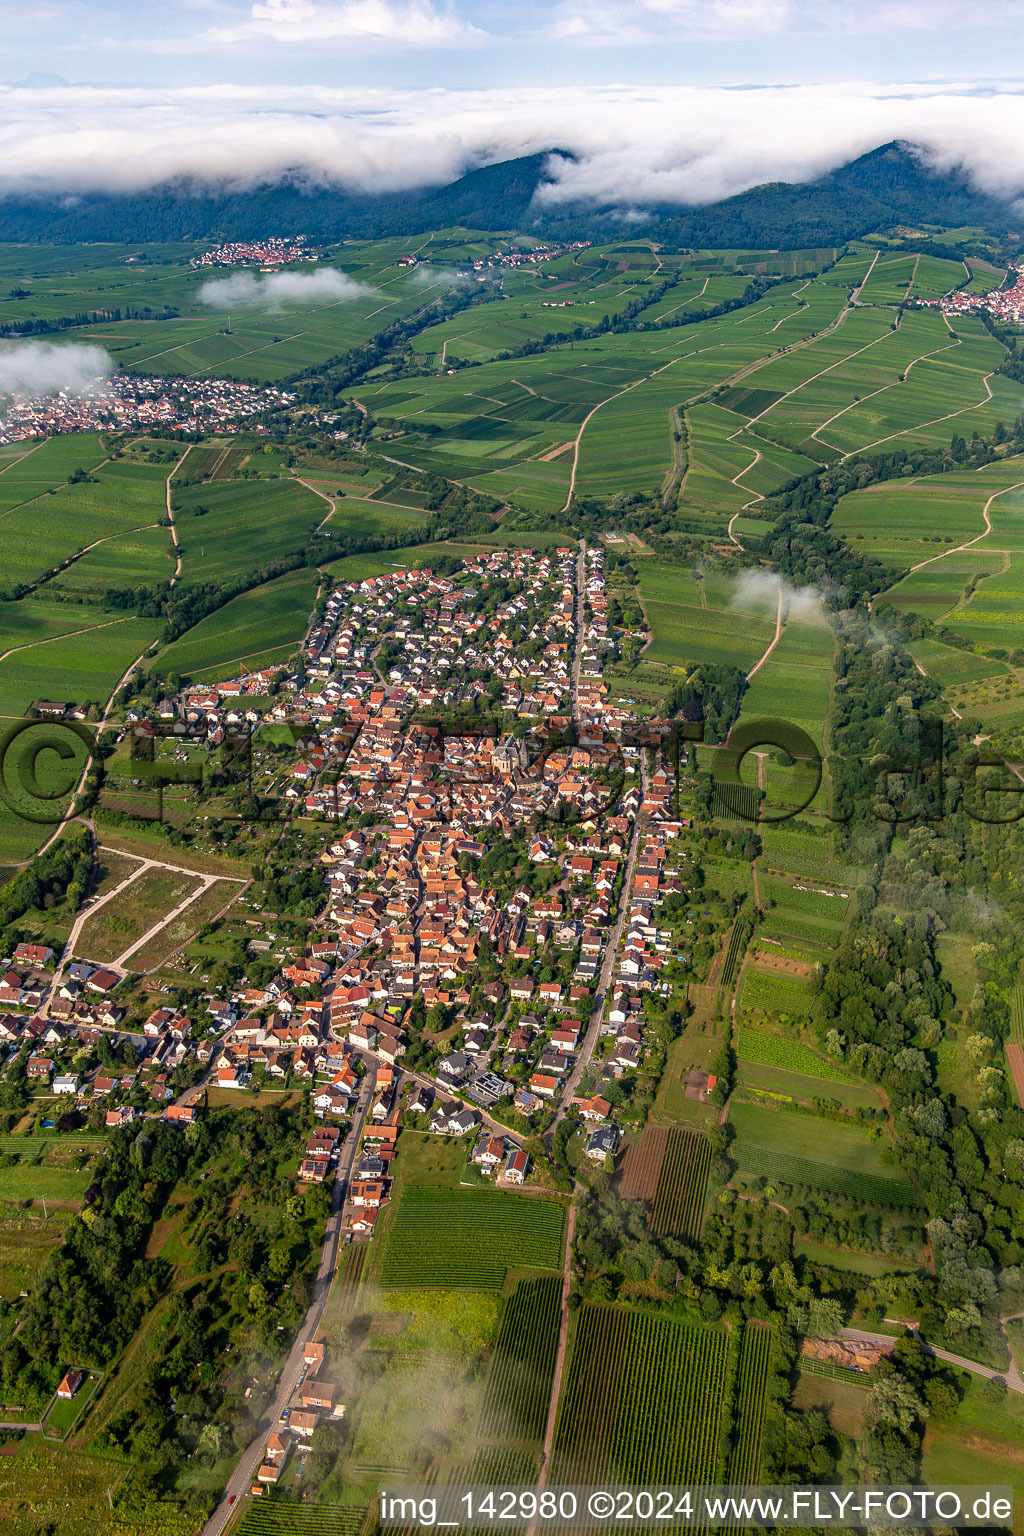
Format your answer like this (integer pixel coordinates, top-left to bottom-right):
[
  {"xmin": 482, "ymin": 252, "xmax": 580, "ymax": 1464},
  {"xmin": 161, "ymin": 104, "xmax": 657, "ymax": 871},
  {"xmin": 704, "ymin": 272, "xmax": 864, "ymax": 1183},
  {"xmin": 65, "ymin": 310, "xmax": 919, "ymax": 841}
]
[{"xmin": 0, "ymin": 141, "xmax": 1016, "ymax": 249}]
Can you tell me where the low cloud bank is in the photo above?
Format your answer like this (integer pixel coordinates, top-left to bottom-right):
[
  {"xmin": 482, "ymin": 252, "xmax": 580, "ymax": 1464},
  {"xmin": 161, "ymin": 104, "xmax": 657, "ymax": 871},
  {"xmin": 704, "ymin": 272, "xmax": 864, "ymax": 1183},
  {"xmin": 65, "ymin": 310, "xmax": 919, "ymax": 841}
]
[
  {"xmin": 197, "ymin": 268, "xmax": 374, "ymax": 309},
  {"xmin": 1, "ymin": 83, "xmax": 1024, "ymax": 211},
  {"xmin": 731, "ymin": 569, "xmax": 824, "ymax": 622},
  {"xmin": 0, "ymin": 339, "xmax": 112, "ymax": 398}
]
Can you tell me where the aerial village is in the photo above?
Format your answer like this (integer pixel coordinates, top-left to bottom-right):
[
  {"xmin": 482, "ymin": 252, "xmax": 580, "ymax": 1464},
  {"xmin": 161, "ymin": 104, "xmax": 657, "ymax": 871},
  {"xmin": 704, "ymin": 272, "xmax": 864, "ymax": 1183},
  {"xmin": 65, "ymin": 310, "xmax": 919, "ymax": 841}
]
[
  {"xmin": 928, "ymin": 264, "xmax": 1024, "ymax": 322},
  {"xmin": 1, "ymin": 541, "xmax": 703, "ymax": 1474},
  {"xmin": 0, "ymin": 372, "xmax": 333, "ymax": 445},
  {"xmin": 187, "ymin": 236, "xmax": 322, "ymax": 270}
]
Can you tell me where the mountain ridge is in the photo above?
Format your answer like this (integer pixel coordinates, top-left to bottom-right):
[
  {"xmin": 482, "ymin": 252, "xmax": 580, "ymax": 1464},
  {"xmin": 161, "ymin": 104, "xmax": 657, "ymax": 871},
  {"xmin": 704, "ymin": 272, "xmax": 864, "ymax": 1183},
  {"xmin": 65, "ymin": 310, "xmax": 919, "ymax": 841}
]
[{"xmin": 0, "ymin": 141, "xmax": 1015, "ymax": 250}]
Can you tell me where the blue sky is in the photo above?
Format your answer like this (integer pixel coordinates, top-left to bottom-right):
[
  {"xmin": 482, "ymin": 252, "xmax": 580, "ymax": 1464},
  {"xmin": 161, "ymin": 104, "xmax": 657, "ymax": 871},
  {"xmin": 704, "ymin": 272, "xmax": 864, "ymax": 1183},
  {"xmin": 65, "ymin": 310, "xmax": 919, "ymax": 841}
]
[
  {"xmin": 0, "ymin": 1, "xmax": 1022, "ymax": 204},
  {"xmin": 4, "ymin": 1, "xmax": 1022, "ymax": 90}
]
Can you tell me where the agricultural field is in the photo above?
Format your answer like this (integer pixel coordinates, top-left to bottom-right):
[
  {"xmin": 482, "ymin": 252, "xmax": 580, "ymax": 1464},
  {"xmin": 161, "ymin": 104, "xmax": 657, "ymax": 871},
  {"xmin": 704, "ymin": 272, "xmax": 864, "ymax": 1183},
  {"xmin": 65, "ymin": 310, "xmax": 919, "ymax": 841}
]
[
  {"xmin": 0, "ymin": 456, "xmax": 169, "ymax": 593},
  {"xmin": 154, "ymin": 566, "xmax": 319, "ymax": 680},
  {"xmin": 617, "ymin": 1126, "xmax": 711, "ymax": 1238},
  {"xmin": 714, "ymin": 305, "xmax": 1003, "ymax": 465},
  {"xmin": 728, "ymin": 1101, "xmax": 917, "ymax": 1207},
  {"xmin": 0, "ymin": 612, "xmax": 161, "ymax": 720},
  {"xmin": 338, "ymin": 1286, "xmax": 502, "ymax": 1482},
  {"xmin": 728, "ymin": 1324, "xmax": 774, "ymax": 1483},
  {"xmin": 835, "ymin": 452, "xmax": 1024, "ymax": 570},
  {"xmin": 324, "ymin": 493, "xmax": 429, "ymax": 541},
  {"xmin": 477, "ymin": 1275, "xmax": 562, "ymax": 1446},
  {"xmin": 738, "ymin": 609, "xmax": 833, "ymax": 753},
  {"xmin": 856, "ymin": 252, "xmax": 919, "ymax": 305},
  {"xmin": 736, "ymin": 1024, "xmax": 849, "ymax": 1081},
  {"xmin": 737, "ymin": 967, "xmax": 814, "ymax": 1023},
  {"xmin": 0, "ymin": 1132, "xmax": 107, "ymax": 1207},
  {"xmin": 234, "ymin": 1506, "xmax": 367, "ymax": 1536},
  {"xmin": 172, "ymin": 476, "xmax": 324, "ymax": 589},
  {"xmin": 758, "ymin": 876, "xmax": 851, "ymax": 948},
  {"xmin": 0, "ymin": 434, "xmax": 109, "ymax": 514},
  {"xmin": 63, "ymin": 242, "xmax": 486, "ymax": 385},
  {"xmin": 0, "ymin": 1205, "xmax": 75, "ymax": 1299},
  {"xmin": 907, "ymin": 635, "xmax": 1008, "ymax": 688},
  {"xmin": 552, "ymin": 1305, "xmax": 731, "ymax": 1484},
  {"xmin": 377, "ymin": 1187, "xmax": 565, "ymax": 1290},
  {"xmin": 0, "ymin": 1438, "xmax": 203, "ymax": 1536},
  {"xmin": 636, "ymin": 561, "xmax": 774, "ymax": 674}
]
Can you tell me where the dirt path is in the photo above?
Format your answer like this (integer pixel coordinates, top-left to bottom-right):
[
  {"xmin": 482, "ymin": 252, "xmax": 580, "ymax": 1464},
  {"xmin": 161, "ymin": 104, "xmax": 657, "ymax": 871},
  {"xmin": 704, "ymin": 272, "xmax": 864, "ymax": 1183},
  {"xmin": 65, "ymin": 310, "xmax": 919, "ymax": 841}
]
[
  {"xmin": 853, "ymin": 366, "xmax": 995, "ymax": 458},
  {"xmin": 561, "ymin": 354, "xmax": 695, "ymax": 513},
  {"xmin": 296, "ymin": 475, "xmax": 338, "ymax": 534},
  {"xmin": 840, "ymin": 1326, "xmax": 1024, "ymax": 1393},
  {"xmin": 906, "ymin": 477, "xmax": 1024, "ymax": 575},
  {"xmin": 42, "ymin": 857, "xmax": 149, "ymax": 1011},
  {"xmin": 166, "ymin": 447, "xmax": 189, "ymax": 586},
  {"xmin": 45, "ymin": 847, "xmax": 245, "ymax": 1001},
  {"xmin": 0, "ymin": 614, "xmax": 135, "ymax": 667},
  {"xmin": 811, "ymin": 332, "xmax": 963, "ymax": 449},
  {"xmin": 745, "ymin": 586, "xmax": 785, "ymax": 681},
  {"xmin": 531, "ymin": 1203, "xmax": 577, "ymax": 1509},
  {"xmin": 662, "ymin": 404, "xmax": 687, "ymax": 508},
  {"xmin": 743, "ymin": 315, "xmax": 901, "ymax": 433},
  {"xmin": 111, "ymin": 871, "xmax": 220, "ymax": 969},
  {"xmin": 850, "ymin": 249, "xmax": 880, "ymax": 303}
]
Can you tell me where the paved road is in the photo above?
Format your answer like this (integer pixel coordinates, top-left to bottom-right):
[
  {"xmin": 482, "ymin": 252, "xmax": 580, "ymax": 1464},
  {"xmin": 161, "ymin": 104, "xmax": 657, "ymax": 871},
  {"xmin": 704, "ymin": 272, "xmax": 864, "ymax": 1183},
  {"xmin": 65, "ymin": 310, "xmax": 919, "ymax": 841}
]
[
  {"xmin": 570, "ymin": 538, "xmax": 585, "ymax": 724},
  {"xmin": 547, "ymin": 752, "xmax": 648, "ymax": 1138},
  {"xmin": 839, "ymin": 1326, "xmax": 1024, "ymax": 1395},
  {"xmin": 201, "ymin": 1064, "xmax": 377, "ymax": 1536}
]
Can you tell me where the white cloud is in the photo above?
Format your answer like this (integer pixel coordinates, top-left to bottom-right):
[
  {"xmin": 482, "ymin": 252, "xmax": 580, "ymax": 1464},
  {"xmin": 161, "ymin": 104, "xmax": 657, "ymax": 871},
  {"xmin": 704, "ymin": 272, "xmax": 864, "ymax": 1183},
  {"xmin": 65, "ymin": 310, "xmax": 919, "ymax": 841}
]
[
  {"xmin": 547, "ymin": 0, "xmax": 1022, "ymax": 45},
  {"xmin": 197, "ymin": 267, "xmax": 374, "ymax": 308},
  {"xmin": 731, "ymin": 569, "xmax": 823, "ymax": 621},
  {"xmin": 244, "ymin": 0, "xmax": 483, "ymax": 45},
  {"xmin": 0, "ymin": 339, "xmax": 112, "ymax": 399},
  {"xmin": 0, "ymin": 81, "xmax": 1023, "ymax": 210}
]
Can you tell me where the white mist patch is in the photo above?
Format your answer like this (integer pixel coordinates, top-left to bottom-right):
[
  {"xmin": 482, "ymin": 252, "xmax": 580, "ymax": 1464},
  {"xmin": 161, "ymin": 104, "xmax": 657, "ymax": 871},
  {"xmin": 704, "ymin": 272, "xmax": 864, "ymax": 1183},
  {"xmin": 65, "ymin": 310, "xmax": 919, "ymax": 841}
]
[
  {"xmin": 731, "ymin": 569, "xmax": 824, "ymax": 621},
  {"xmin": 407, "ymin": 264, "xmax": 470, "ymax": 287},
  {"xmin": 0, "ymin": 339, "xmax": 112, "ymax": 399},
  {"xmin": 197, "ymin": 268, "xmax": 374, "ymax": 310}
]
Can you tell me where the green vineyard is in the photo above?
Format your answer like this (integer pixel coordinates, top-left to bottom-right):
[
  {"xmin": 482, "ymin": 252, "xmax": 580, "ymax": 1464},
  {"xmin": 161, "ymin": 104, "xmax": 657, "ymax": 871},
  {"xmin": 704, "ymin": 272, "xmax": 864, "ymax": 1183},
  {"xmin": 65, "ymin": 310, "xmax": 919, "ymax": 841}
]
[
  {"xmin": 478, "ymin": 1275, "xmax": 562, "ymax": 1445},
  {"xmin": 720, "ymin": 918, "xmax": 749, "ymax": 988},
  {"xmin": 732, "ymin": 1145, "xmax": 918, "ymax": 1209},
  {"xmin": 234, "ymin": 1503, "xmax": 367, "ymax": 1536},
  {"xmin": 728, "ymin": 1324, "xmax": 773, "ymax": 1484},
  {"xmin": 649, "ymin": 1129, "xmax": 712, "ymax": 1239},
  {"xmin": 552, "ymin": 1304, "xmax": 729, "ymax": 1485},
  {"xmin": 378, "ymin": 1188, "xmax": 565, "ymax": 1289}
]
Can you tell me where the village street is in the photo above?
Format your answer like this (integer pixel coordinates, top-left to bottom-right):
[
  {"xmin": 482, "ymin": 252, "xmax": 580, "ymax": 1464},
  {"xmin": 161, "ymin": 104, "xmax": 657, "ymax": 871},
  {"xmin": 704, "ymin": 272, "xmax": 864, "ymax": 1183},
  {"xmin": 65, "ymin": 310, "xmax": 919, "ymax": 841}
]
[
  {"xmin": 201, "ymin": 1061, "xmax": 378, "ymax": 1536},
  {"xmin": 548, "ymin": 749, "xmax": 649, "ymax": 1138}
]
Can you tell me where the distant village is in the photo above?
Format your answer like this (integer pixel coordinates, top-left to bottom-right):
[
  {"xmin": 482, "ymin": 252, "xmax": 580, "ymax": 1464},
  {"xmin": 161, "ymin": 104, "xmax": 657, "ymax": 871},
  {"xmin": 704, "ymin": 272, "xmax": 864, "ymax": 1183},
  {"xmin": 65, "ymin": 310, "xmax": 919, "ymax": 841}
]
[
  {"xmin": 397, "ymin": 241, "xmax": 591, "ymax": 277},
  {"xmin": 930, "ymin": 265, "xmax": 1024, "ymax": 323},
  {"xmin": 188, "ymin": 236, "xmax": 321, "ymax": 270},
  {"xmin": 0, "ymin": 373, "xmax": 339, "ymax": 445}
]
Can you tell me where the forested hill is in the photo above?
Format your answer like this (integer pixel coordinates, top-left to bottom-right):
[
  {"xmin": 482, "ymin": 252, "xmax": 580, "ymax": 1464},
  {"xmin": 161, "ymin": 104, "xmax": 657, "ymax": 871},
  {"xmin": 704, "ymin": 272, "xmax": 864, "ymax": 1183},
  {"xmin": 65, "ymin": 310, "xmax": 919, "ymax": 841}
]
[{"xmin": 0, "ymin": 141, "xmax": 1014, "ymax": 248}]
